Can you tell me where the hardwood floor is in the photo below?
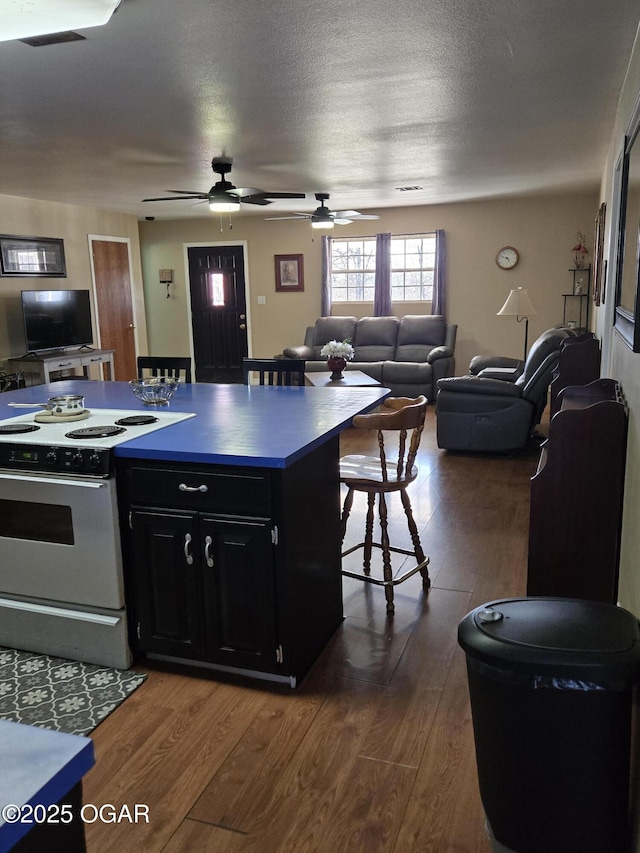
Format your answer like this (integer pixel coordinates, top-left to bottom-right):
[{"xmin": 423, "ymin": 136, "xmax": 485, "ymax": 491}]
[{"xmin": 83, "ymin": 412, "xmax": 541, "ymax": 852}]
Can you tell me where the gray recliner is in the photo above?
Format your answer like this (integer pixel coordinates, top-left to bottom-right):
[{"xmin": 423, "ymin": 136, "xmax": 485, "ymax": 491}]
[{"xmin": 435, "ymin": 327, "xmax": 575, "ymax": 452}]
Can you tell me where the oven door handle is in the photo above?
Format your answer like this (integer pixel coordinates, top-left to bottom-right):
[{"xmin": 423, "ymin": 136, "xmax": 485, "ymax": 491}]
[{"xmin": 0, "ymin": 473, "xmax": 106, "ymax": 488}]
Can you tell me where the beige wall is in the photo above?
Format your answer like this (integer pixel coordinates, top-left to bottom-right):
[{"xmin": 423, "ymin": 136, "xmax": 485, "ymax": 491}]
[
  {"xmin": 139, "ymin": 192, "xmax": 597, "ymax": 372},
  {"xmin": 0, "ymin": 194, "xmax": 147, "ymax": 370}
]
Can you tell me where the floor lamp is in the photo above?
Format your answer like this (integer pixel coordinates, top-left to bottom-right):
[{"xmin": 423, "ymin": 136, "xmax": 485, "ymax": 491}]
[{"xmin": 497, "ymin": 287, "xmax": 538, "ymax": 360}]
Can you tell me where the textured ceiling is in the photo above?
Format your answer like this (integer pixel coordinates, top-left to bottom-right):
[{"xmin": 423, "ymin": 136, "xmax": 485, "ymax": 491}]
[{"xmin": 0, "ymin": 0, "xmax": 638, "ymax": 220}]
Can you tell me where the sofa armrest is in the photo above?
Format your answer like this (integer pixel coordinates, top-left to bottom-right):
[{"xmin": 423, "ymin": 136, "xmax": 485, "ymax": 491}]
[
  {"xmin": 283, "ymin": 345, "xmax": 313, "ymax": 360},
  {"xmin": 427, "ymin": 346, "xmax": 454, "ymax": 363},
  {"xmin": 437, "ymin": 376, "xmax": 523, "ymax": 398},
  {"xmin": 469, "ymin": 355, "xmax": 524, "ymax": 375},
  {"xmin": 476, "ymin": 367, "xmax": 521, "ymax": 382}
]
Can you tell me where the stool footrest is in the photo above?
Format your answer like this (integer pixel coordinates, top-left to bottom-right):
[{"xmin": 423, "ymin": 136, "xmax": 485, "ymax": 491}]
[{"xmin": 342, "ymin": 546, "xmax": 430, "ymax": 589}]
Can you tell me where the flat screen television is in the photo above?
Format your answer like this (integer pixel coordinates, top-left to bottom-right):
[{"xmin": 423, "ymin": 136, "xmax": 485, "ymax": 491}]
[{"xmin": 21, "ymin": 289, "xmax": 94, "ymax": 353}]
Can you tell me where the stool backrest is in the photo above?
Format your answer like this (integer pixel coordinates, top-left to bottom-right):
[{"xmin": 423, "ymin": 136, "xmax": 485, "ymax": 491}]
[{"xmin": 352, "ymin": 395, "xmax": 427, "ymax": 482}]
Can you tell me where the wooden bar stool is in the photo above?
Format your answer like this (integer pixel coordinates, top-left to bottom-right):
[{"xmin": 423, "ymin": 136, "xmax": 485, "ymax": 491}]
[{"xmin": 340, "ymin": 395, "xmax": 430, "ymax": 615}]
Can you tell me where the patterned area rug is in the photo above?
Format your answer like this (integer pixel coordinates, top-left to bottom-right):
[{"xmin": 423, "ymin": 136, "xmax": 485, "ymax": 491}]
[{"xmin": 0, "ymin": 647, "xmax": 147, "ymax": 736}]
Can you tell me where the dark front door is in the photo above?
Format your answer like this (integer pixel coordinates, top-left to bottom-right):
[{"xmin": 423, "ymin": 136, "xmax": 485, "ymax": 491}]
[{"xmin": 188, "ymin": 245, "xmax": 248, "ymax": 383}]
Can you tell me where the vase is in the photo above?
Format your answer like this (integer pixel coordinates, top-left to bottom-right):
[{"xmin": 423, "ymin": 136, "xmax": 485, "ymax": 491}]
[{"xmin": 327, "ymin": 356, "xmax": 347, "ymax": 380}]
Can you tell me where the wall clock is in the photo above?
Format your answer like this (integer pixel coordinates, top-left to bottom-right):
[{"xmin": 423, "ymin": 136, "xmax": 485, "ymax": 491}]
[{"xmin": 496, "ymin": 246, "xmax": 520, "ymax": 270}]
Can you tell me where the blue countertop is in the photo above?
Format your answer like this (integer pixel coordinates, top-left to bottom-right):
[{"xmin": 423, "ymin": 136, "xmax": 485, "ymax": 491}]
[
  {"xmin": 0, "ymin": 380, "xmax": 390, "ymax": 468},
  {"xmin": 0, "ymin": 720, "xmax": 94, "ymax": 851}
]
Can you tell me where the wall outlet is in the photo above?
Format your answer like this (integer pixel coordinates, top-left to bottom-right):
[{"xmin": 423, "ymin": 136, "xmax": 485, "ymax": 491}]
[{"xmin": 257, "ymin": 295, "xmax": 266, "ymax": 304}]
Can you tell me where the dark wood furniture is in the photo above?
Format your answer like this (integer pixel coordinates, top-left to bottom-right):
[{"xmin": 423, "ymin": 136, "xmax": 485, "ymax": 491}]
[
  {"xmin": 120, "ymin": 440, "xmax": 341, "ymax": 687},
  {"xmin": 243, "ymin": 357, "xmax": 305, "ymax": 386},
  {"xmin": 549, "ymin": 332, "xmax": 601, "ymax": 416},
  {"xmin": 340, "ymin": 396, "xmax": 430, "ymax": 614},
  {"xmin": 137, "ymin": 356, "xmax": 192, "ymax": 383},
  {"xmin": 527, "ymin": 379, "xmax": 628, "ymax": 603}
]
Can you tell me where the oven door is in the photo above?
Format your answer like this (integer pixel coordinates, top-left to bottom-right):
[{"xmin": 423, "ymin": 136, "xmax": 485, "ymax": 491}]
[{"xmin": 0, "ymin": 471, "xmax": 123, "ymax": 608}]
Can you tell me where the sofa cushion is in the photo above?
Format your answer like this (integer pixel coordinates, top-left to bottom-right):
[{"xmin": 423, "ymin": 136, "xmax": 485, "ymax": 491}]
[
  {"xmin": 353, "ymin": 316, "xmax": 399, "ymax": 362},
  {"xmin": 395, "ymin": 315, "xmax": 447, "ymax": 362},
  {"xmin": 309, "ymin": 316, "xmax": 357, "ymax": 359},
  {"xmin": 381, "ymin": 360, "xmax": 433, "ymax": 389}
]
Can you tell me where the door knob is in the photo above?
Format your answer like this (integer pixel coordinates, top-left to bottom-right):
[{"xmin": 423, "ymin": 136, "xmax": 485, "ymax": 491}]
[
  {"xmin": 128, "ymin": 324, "xmax": 136, "ymax": 329},
  {"xmin": 239, "ymin": 323, "xmax": 246, "ymax": 330}
]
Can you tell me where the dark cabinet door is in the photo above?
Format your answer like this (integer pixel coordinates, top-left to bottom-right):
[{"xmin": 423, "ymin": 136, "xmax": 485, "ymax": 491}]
[
  {"xmin": 131, "ymin": 510, "xmax": 205, "ymax": 658},
  {"xmin": 201, "ymin": 516, "xmax": 277, "ymax": 669}
]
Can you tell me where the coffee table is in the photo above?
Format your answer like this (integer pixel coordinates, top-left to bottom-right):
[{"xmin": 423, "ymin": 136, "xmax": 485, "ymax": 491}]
[{"xmin": 305, "ymin": 370, "xmax": 382, "ymax": 388}]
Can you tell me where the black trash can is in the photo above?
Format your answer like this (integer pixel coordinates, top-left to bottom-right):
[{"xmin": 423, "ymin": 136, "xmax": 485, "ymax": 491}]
[{"xmin": 458, "ymin": 597, "xmax": 640, "ymax": 853}]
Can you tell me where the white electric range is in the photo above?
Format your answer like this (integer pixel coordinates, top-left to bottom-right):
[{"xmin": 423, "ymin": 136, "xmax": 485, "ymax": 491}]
[{"xmin": 0, "ymin": 407, "xmax": 196, "ymax": 669}]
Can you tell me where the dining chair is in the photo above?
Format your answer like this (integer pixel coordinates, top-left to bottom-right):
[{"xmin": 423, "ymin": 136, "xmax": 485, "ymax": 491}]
[
  {"xmin": 242, "ymin": 358, "xmax": 306, "ymax": 386},
  {"xmin": 137, "ymin": 356, "xmax": 192, "ymax": 383},
  {"xmin": 340, "ymin": 395, "xmax": 430, "ymax": 615}
]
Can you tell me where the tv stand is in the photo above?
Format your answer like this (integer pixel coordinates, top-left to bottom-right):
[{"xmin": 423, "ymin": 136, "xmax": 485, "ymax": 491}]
[{"xmin": 8, "ymin": 348, "xmax": 115, "ymax": 385}]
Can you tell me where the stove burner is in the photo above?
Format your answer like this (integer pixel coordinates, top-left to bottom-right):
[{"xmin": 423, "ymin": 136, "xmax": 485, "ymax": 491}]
[
  {"xmin": 0, "ymin": 423, "xmax": 41, "ymax": 434},
  {"xmin": 65, "ymin": 425, "xmax": 127, "ymax": 440},
  {"xmin": 115, "ymin": 415, "xmax": 159, "ymax": 426}
]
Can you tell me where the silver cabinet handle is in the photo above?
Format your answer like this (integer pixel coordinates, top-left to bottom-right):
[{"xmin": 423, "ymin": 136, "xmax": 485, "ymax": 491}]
[
  {"xmin": 184, "ymin": 532, "xmax": 193, "ymax": 565},
  {"xmin": 178, "ymin": 483, "xmax": 208, "ymax": 493},
  {"xmin": 204, "ymin": 535, "xmax": 214, "ymax": 568}
]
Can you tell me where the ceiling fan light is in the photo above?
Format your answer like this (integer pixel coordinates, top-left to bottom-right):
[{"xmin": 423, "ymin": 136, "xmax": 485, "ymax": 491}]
[
  {"xmin": 0, "ymin": 0, "xmax": 121, "ymax": 42},
  {"xmin": 311, "ymin": 219, "xmax": 334, "ymax": 229},
  {"xmin": 209, "ymin": 198, "xmax": 241, "ymax": 213}
]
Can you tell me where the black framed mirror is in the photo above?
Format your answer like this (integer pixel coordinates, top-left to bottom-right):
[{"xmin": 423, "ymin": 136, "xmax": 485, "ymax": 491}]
[{"xmin": 615, "ymin": 94, "xmax": 640, "ymax": 351}]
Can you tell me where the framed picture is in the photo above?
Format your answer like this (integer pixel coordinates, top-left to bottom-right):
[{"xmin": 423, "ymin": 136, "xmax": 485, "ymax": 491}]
[
  {"xmin": 593, "ymin": 202, "xmax": 606, "ymax": 306},
  {"xmin": 275, "ymin": 254, "xmax": 304, "ymax": 292},
  {"xmin": 0, "ymin": 235, "xmax": 66, "ymax": 277}
]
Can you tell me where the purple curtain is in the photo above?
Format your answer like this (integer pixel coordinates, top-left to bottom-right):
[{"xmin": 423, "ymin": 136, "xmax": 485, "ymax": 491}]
[
  {"xmin": 321, "ymin": 235, "xmax": 332, "ymax": 317},
  {"xmin": 431, "ymin": 229, "xmax": 446, "ymax": 318},
  {"xmin": 374, "ymin": 232, "xmax": 392, "ymax": 316}
]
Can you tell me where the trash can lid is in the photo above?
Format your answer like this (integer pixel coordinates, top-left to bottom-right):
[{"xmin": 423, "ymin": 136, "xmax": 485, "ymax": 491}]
[{"xmin": 458, "ymin": 598, "xmax": 640, "ymax": 681}]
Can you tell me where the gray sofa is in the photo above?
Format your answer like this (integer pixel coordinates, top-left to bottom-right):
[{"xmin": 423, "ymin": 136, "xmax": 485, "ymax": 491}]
[{"xmin": 283, "ymin": 315, "xmax": 457, "ymax": 400}]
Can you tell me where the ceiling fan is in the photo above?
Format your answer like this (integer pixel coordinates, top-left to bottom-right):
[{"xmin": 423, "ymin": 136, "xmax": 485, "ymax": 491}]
[
  {"xmin": 142, "ymin": 156, "xmax": 305, "ymax": 212},
  {"xmin": 265, "ymin": 193, "xmax": 380, "ymax": 229}
]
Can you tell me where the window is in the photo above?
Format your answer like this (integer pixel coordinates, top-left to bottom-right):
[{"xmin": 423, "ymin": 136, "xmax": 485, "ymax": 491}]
[
  {"xmin": 330, "ymin": 238, "xmax": 376, "ymax": 302},
  {"xmin": 330, "ymin": 233, "xmax": 436, "ymax": 302},
  {"xmin": 390, "ymin": 234, "xmax": 435, "ymax": 302}
]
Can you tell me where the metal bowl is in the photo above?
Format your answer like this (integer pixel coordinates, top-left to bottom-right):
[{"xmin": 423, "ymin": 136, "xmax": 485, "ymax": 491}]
[{"xmin": 129, "ymin": 377, "xmax": 180, "ymax": 406}]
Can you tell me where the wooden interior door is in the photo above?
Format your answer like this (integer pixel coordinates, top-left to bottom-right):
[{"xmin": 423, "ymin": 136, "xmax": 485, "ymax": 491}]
[
  {"xmin": 90, "ymin": 238, "xmax": 136, "ymax": 380},
  {"xmin": 188, "ymin": 245, "xmax": 248, "ymax": 383}
]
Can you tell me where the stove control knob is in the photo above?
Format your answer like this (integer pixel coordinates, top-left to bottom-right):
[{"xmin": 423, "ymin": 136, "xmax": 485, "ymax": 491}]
[
  {"xmin": 88, "ymin": 452, "xmax": 102, "ymax": 471},
  {"xmin": 71, "ymin": 451, "xmax": 85, "ymax": 470},
  {"xmin": 45, "ymin": 449, "xmax": 58, "ymax": 465}
]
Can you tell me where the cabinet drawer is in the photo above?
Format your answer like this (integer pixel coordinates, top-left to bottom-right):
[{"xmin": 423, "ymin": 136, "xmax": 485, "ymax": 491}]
[
  {"xmin": 126, "ymin": 465, "xmax": 271, "ymax": 515},
  {"xmin": 81, "ymin": 353, "xmax": 110, "ymax": 367}
]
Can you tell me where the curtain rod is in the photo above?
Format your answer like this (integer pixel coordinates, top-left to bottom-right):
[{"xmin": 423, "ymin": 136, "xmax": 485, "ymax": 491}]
[{"xmin": 331, "ymin": 231, "xmax": 437, "ymax": 240}]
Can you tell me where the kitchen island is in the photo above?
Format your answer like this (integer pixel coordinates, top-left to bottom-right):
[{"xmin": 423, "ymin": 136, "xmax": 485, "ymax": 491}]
[{"xmin": 0, "ymin": 379, "xmax": 389, "ymax": 686}]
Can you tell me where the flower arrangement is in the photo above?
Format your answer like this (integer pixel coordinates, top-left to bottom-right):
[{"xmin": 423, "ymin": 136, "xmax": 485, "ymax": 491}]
[
  {"xmin": 320, "ymin": 339, "xmax": 355, "ymax": 360},
  {"xmin": 572, "ymin": 231, "xmax": 589, "ymax": 268}
]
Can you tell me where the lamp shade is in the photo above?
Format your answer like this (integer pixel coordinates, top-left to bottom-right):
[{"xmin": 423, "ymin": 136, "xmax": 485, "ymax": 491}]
[
  {"xmin": 0, "ymin": 0, "xmax": 121, "ymax": 42},
  {"xmin": 497, "ymin": 287, "xmax": 538, "ymax": 317}
]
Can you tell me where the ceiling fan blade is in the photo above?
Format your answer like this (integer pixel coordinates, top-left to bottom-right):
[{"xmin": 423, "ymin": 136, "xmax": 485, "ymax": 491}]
[
  {"xmin": 241, "ymin": 197, "xmax": 272, "ymax": 206},
  {"xmin": 260, "ymin": 192, "xmax": 306, "ymax": 199},
  {"xmin": 265, "ymin": 215, "xmax": 310, "ymax": 221},
  {"xmin": 142, "ymin": 195, "xmax": 207, "ymax": 202},
  {"xmin": 233, "ymin": 187, "xmax": 267, "ymax": 197},
  {"xmin": 333, "ymin": 211, "xmax": 380, "ymax": 220},
  {"xmin": 166, "ymin": 189, "xmax": 208, "ymax": 195},
  {"xmin": 333, "ymin": 218, "xmax": 354, "ymax": 225}
]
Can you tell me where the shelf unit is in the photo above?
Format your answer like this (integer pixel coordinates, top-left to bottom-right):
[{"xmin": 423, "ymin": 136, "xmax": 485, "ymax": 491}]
[{"xmin": 562, "ymin": 265, "xmax": 591, "ymax": 333}]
